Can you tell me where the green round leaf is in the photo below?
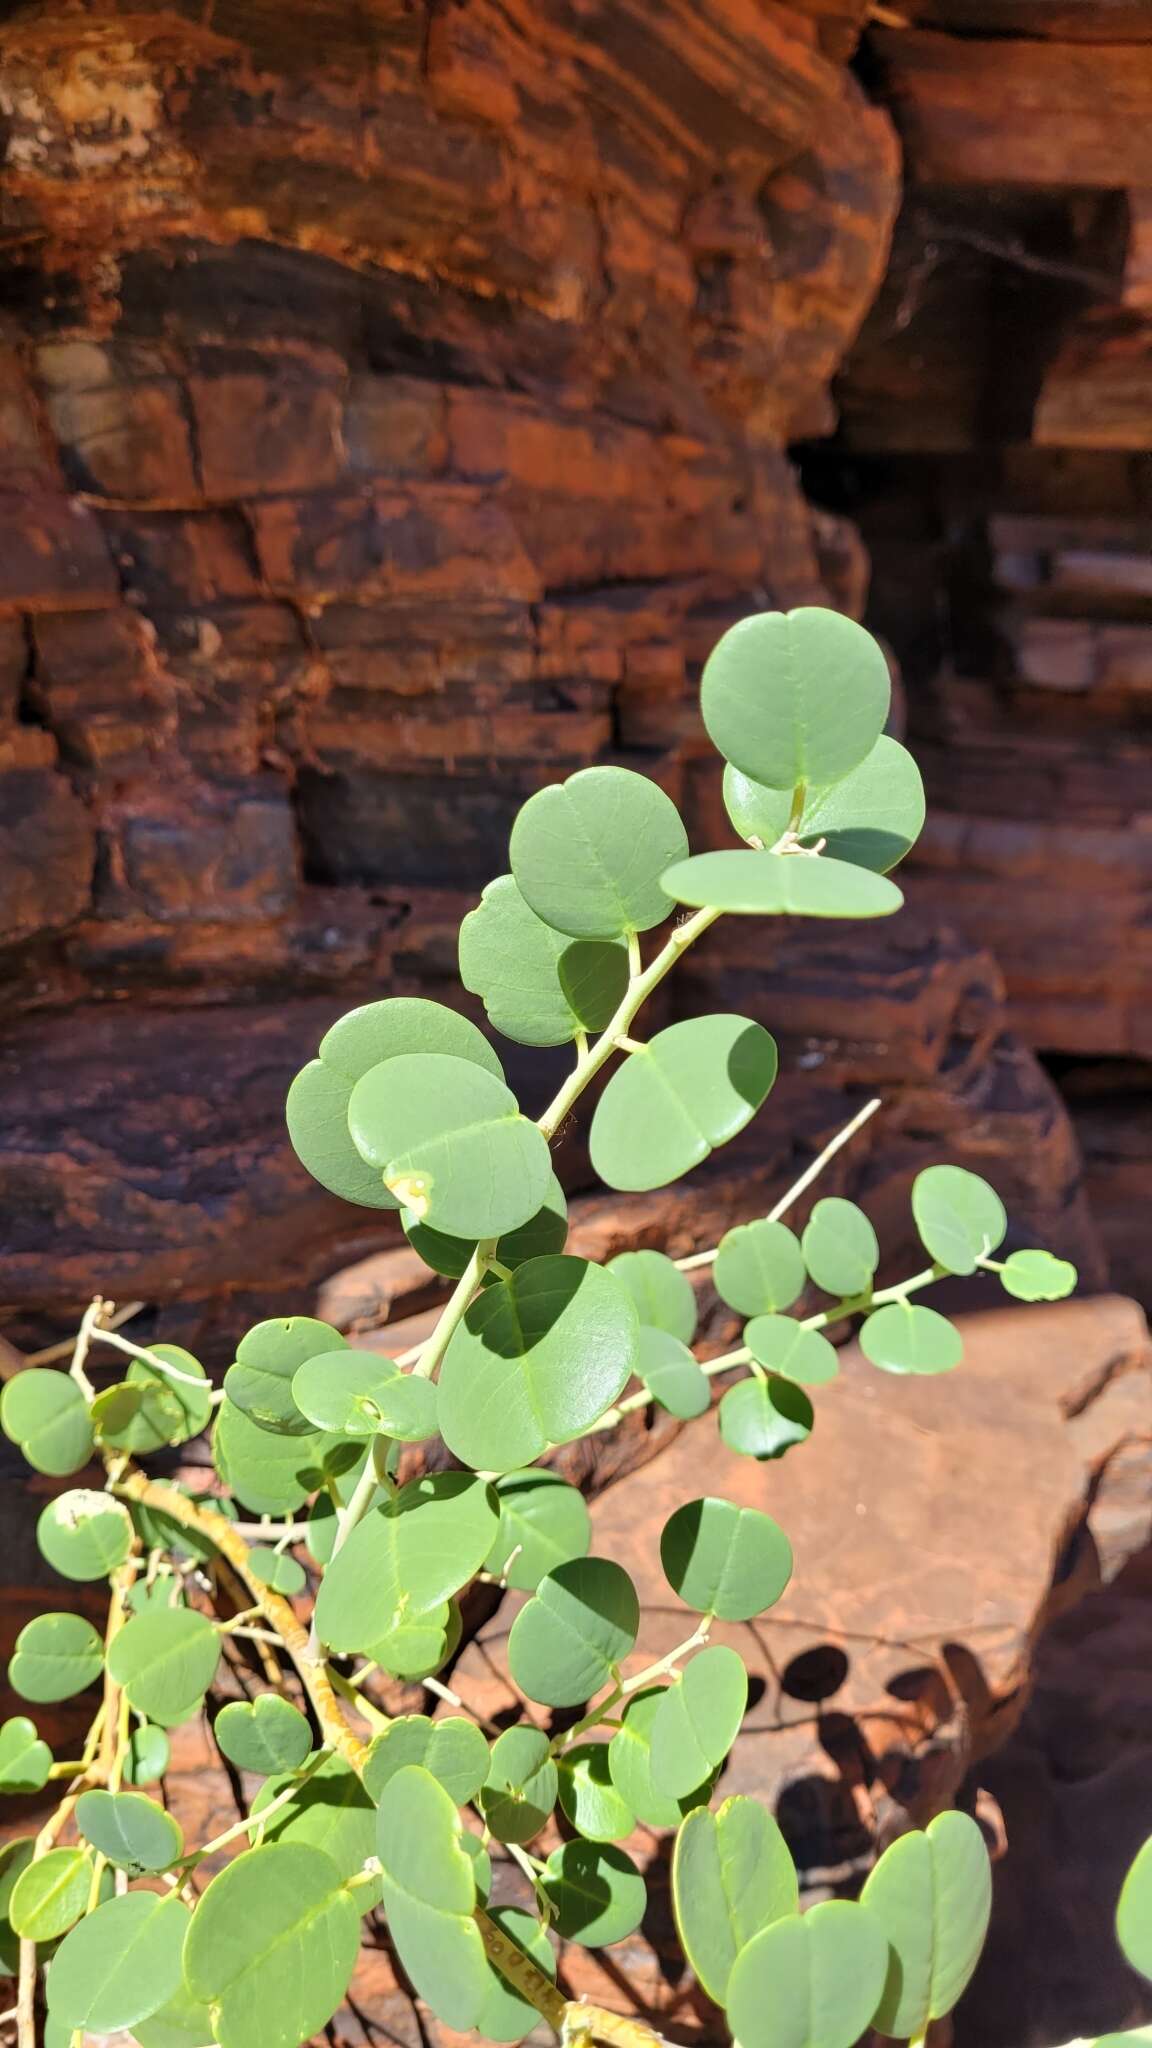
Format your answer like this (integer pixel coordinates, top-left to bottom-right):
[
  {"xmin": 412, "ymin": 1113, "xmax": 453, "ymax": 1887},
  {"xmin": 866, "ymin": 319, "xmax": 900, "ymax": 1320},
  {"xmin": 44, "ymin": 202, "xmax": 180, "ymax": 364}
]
[
  {"xmin": 99, "ymin": 1346, "xmax": 213, "ymax": 1453},
  {"xmin": 1120, "ymin": 1837, "xmax": 1152, "ymax": 1981},
  {"xmin": 247, "ymin": 1546, "xmax": 307, "ymax": 1595},
  {"xmin": 541, "ymin": 1839, "xmax": 646, "ymax": 1948},
  {"xmin": 288, "ymin": 1349, "xmax": 395, "ymax": 1437},
  {"xmin": 252, "ymin": 1753, "xmax": 375, "ymax": 1881},
  {"xmin": 0, "ymin": 1370, "xmax": 93, "ymax": 1476},
  {"xmin": 377, "ymin": 1766, "xmax": 489, "ymax": 2031},
  {"xmin": 724, "ymin": 734, "xmax": 925, "ymax": 873},
  {"xmin": 510, "ymin": 764, "xmax": 689, "ymax": 939},
  {"xmin": 123, "ymin": 1724, "xmax": 170, "ymax": 1786},
  {"xmin": 460, "ymin": 874, "xmax": 629, "ymax": 1045},
  {"xmin": 36, "ymin": 1489, "xmax": 133, "ymax": 1581},
  {"xmin": 479, "ymin": 1727, "xmax": 559, "ymax": 1845},
  {"xmin": 714, "ymin": 1220, "xmax": 806, "ymax": 1317},
  {"xmin": 0, "ymin": 1716, "xmax": 52, "ymax": 1794},
  {"xmin": 348, "ymin": 1052, "xmax": 550, "ymax": 1239},
  {"xmin": 213, "ymin": 1398, "xmax": 332, "ymax": 1516},
  {"xmin": 700, "ymin": 607, "xmax": 891, "ymax": 792},
  {"xmin": 590, "ymin": 1016, "xmax": 778, "ymax": 1194},
  {"xmin": 47, "ymin": 1890, "xmax": 189, "ymax": 2034},
  {"xmin": 486, "ymin": 1470, "xmax": 592, "ymax": 1593},
  {"xmin": 438, "ymin": 1256, "xmax": 637, "ymax": 1474},
  {"xmin": 719, "ymin": 1376, "xmax": 815, "ymax": 1460},
  {"xmin": 225, "ymin": 1316, "xmax": 347, "ymax": 1438},
  {"xmin": 744, "ymin": 1316, "xmax": 838, "ymax": 1386},
  {"xmin": 0, "ymin": 1838, "xmax": 34, "ymax": 1925},
  {"xmin": 76, "ymin": 1789, "xmax": 184, "ymax": 1874},
  {"xmin": 911, "ymin": 1164, "xmax": 1007, "ymax": 1276},
  {"xmin": 672, "ymin": 1797, "xmax": 799, "ymax": 2004},
  {"xmin": 370, "ymin": 1598, "xmax": 461, "ymax": 1681},
  {"xmin": 999, "ymin": 1248, "xmax": 1077, "ymax": 1302},
  {"xmin": 861, "ymin": 1810, "xmax": 992, "ymax": 2035},
  {"xmin": 636, "ymin": 1327, "xmax": 711, "ymax": 1420},
  {"xmin": 473, "ymin": 1905, "xmax": 557, "ymax": 2044},
  {"xmin": 608, "ymin": 1687, "xmax": 714, "ymax": 1828},
  {"xmin": 726, "ymin": 1897, "xmax": 890, "ymax": 2048},
  {"xmin": 801, "ymin": 1196, "xmax": 879, "ymax": 1297},
  {"xmin": 215, "ymin": 1694, "xmax": 312, "ymax": 1776},
  {"xmin": 106, "ymin": 1606, "xmax": 221, "ymax": 1727},
  {"xmin": 364, "ymin": 1715, "xmax": 489, "ymax": 1806},
  {"xmin": 10, "ymin": 1846, "xmax": 92, "ymax": 1941},
  {"xmin": 606, "ymin": 1249, "xmax": 697, "ymax": 1342},
  {"xmin": 185, "ymin": 1841, "xmax": 361, "ymax": 2048},
  {"xmin": 508, "ymin": 1557, "xmax": 640, "ymax": 1707},
  {"xmin": 661, "ymin": 1496, "xmax": 793, "ymax": 1621},
  {"xmin": 662, "ymin": 849, "xmax": 902, "ymax": 921},
  {"xmin": 557, "ymin": 1742, "xmax": 636, "ymax": 1843},
  {"xmin": 9, "ymin": 1613, "xmax": 104, "ymax": 1703},
  {"xmin": 859, "ymin": 1303, "xmax": 963, "ymax": 1376},
  {"xmin": 404, "ymin": 1173, "xmax": 568, "ymax": 1279},
  {"xmin": 287, "ymin": 996, "xmax": 502, "ymax": 1210},
  {"xmin": 315, "ymin": 1473, "xmax": 498, "ymax": 1655},
  {"xmin": 650, "ymin": 1646, "xmax": 747, "ymax": 1797}
]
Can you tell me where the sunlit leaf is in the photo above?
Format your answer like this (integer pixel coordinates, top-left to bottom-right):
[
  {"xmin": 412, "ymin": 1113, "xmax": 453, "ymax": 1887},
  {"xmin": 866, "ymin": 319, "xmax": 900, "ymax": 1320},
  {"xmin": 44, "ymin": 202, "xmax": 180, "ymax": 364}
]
[
  {"xmin": 859, "ymin": 1303, "xmax": 963, "ymax": 1375},
  {"xmin": 700, "ymin": 607, "xmax": 890, "ymax": 791},
  {"xmin": 0, "ymin": 1370, "xmax": 93, "ymax": 1477},
  {"xmin": 801, "ymin": 1197, "xmax": 879, "ymax": 1298},
  {"xmin": 315, "ymin": 1473, "xmax": 498, "ymax": 1654},
  {"xmin": 672, "ymin": 1797, "xmax": 799, "ymax": 2004},
  {"xmin": 650, "ymin": 1646, "xmax": 747, "ymax": 1797},
  {"xmin": 723, "ymin": 734, "xmax": 925, "ymax": 872},
  {"xmin": 106, "ymin": 1606, "xmax": 220, "ymax": 1727},
  {"xmin": 213, "ymin": 1398, "xmax": 333, "ymax": 1516},
  {"xmin": 286, "ymin": 996, "xmax": 502, "ymax": 1210},
  {"xmin": 714, "ymin": 1220, "xmax": 806, "ymax": 1317},
  {"xmin": 636, "ymin": 1327, "xmax": 711, "ymax": 1420},
  {"xmin": 184, "ymin": 1842, "xmax": 361, "ymax": 2048},
  {"xmin": 132, "ymin": 1981, "xmax": 217, "ymax": 2048},
  {"xmin": 719, "ymin": 1376, "xmax": 815, "ymax": 1459},
  {"xmin": 348, "ymin": 1053, "xmax": 551, "ymax": 1239},
  {"xmin": 437, "ymin": 1256, "xmax": 637, "ymax": 1474},
  {"xmin": 911, "ymin": 1165, "xmax": 1006, "ymax": 1276},
  {"xmin": 508, "ymin": 1558, "xmax": 640, "ymax": 1707},
  {"xmin": 224, "ymin": 1317, "xmax": 347, "ymax": 1438},
  {"xmin": 247, "ymin": 1546, "xmax": 307, "ymax": 1595},
  {"xmin": 47, "ymin": 1890, "xmax": 189, "ymax": 2035},
  {"xmin": 364, "ymin": 1715, "xmax": 489, "ymax": 1807},
  {"xmin": 9, "ymin": 1613, "xmax": 104, "ymax": 1703},
  {"xmin": 726, "ymin": 1897, "xmax": 890, "ymax": 2048},
  {"xmin": 478, "ymin": 1727, "xmax": 558, "ymax": 1844},
  {"xmin": 662, "ymin": 849, "xmax": 902, "ymax": 920},
  {"xmin": 510, "ymin": 765, "xmax": 689, "ymax": 939},
  {"xmin": 744, "ymin": 1315, "xmax": 838, "ymax": 1386},
  {"xmin": 459, "ymin": 873, "xmax": 629, "ymax": 1045},
  {"xmin": 608, "ymin": 1687, "xmax": 714, "ymax": 1828},
  {"xmin": 97, "ymin": 1345, "xmax": 213, "ymax": 1452},
  {"xmin": 999, "ymin": 1248, "xmax": 1077, "ymax": 1302},
  {"xmin": 376, "ymin": 1766, "xmax": 489, "ymax": 2030},
  {"xmin": 557, "ymin": 1743, "xmax": 636, "ymax": 1843},
  {"xmin": 485, "ymin": 1470, "xmax": 592, "ymax": 1593},
  {"xmin": 861, "ymin": 1810, "xmax": 992, "ymax": 2035},
  {"xmin": 0, "ymin": 1716, "xmax": 51, "ymax": 1794},
  {"xmin": 10, "ymin": 1846, "xmax": 91, "ymax": 1940},
  {"xmin": 606, "ymin": 1249, "xmax": 697, "ymax": 1342},
  {"xmin": 214, "ymin": 1694, "xmax": 312, "ymax": 1777},
  {"xmin": 36, "ymin": 1489, "xmax": 133, "ymax": 1582},
  {"xmin": 1118, "ymin": 1836, "xmax": 1152, "ymax": 1981},
  {"xmin": 590, "ymin": 1016, "xmax": 778, "ymax": 1193},
  {"xmin": 661, "ymin": 1496, "xmax": 793, "ymax": 1621}
]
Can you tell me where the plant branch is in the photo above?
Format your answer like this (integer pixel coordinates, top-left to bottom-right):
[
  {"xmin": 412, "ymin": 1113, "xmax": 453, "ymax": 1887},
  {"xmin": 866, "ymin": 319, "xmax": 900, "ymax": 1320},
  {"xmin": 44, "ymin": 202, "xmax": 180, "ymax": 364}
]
[{"xmin": 676, "ymin": 1095, "xmax": 882, "ymax": 1272}]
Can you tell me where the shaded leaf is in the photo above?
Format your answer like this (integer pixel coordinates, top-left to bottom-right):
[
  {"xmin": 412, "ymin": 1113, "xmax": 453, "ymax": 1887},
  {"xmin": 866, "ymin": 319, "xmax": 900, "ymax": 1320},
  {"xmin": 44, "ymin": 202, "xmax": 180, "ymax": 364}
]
[
  {"xmin": 723, "ymin": 734, "xmax": 925, "ymax": 872},
  {"xmin": 479, "ymin": 1727, "xmax": 558, "ymax": 1845},
  {"xmin": 719, "ymin": 1376, "xmax": 814, "ymax": 1459},
  {"xmin": 661, "ymin": 1497, "xmax": 793, "ymax": 1621},
  {"xmin": 508, "ymin": 1558, "xmax": 640, "ymax": 1707},
  {"xmin": 485, "ymin": 1470, "xmax": 592, "ymax": 1593},
  {"xmin": 376, "ymin": 1766, "xmax": 489, "ymax": 2031},
  {"xmin": 459, "ymin": 873, "xmax": 629, "ymax": 1045},
  {"xmin": 541, "ymin": 1840, "xmax": 646, "ymax": 1948}
]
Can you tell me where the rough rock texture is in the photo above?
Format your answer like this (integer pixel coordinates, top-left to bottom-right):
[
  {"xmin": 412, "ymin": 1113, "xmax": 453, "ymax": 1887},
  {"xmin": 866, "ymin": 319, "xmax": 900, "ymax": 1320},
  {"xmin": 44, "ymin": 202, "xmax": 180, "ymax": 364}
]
[{"xmin": 0, "ymin": 0, "xmax": 924, "ymax": 1333}]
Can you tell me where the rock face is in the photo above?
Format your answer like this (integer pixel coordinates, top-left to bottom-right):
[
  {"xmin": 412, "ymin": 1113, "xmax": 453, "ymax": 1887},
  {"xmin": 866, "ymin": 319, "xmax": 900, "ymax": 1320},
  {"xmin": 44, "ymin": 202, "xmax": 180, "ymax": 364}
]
[{"xmin": 0, "ymin": 0, "xmax": 927, "ymax": 1331}]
